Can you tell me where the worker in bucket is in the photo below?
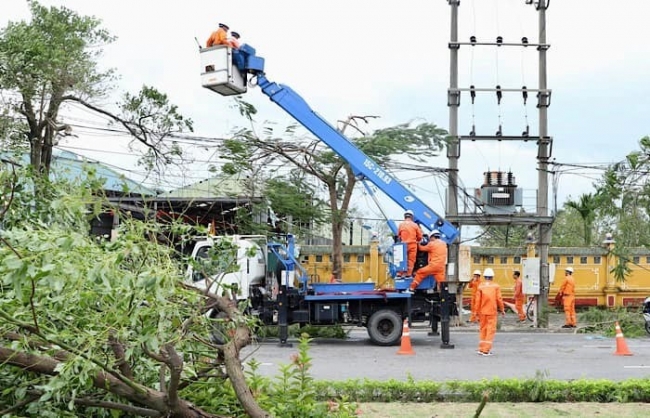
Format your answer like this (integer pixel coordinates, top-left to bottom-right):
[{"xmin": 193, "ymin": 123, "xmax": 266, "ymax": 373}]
[
  {"xmin": 206, "ymin": 22, "xmax": 230, "ymax": 47},
  {"xmin": 396, "ymin": 210, "xmax": 422, "ymax": 277},
  {"xmin": 228, "ymin": 31, "xmax": 241, "ymax": 49},
  {"xmin": 407, "ymin": 229, "xmax": 447, "ymax": 293},
  {"xmin": 475, "ymin": 268, "xmax": 505, "ymax": 356}
]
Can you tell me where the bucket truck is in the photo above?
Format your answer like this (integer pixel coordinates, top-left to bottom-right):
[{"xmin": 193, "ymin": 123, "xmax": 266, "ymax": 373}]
[{"xmin": 196, "ymin": 43, "xmax": 460, "ymax": 347}]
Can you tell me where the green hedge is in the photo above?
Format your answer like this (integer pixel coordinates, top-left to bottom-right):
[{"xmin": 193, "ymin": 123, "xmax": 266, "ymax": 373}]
[{"xmin": 312, "ymin": 377, "xmax": 650, "ymax": 403}]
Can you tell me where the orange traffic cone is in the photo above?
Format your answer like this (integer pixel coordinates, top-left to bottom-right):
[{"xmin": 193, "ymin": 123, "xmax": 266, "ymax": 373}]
[
  {"xmin": 397, "ymin": 319, "xmax": 415, "ymax": 355},
  {"xmin": 614, "ymin": 321, "xmax": 633, "ymax": 356}
]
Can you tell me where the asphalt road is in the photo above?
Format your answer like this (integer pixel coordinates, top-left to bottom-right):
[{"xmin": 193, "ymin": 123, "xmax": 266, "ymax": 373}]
[{"xmin": 242, "ymin": 318, "xmax": 650, "ymax": 382}]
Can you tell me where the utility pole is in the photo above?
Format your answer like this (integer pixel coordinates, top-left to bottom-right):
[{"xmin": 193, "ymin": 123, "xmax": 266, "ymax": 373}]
[
  {"xmin": 446, "ymin": 0, "xmax": 553, "ymax": 328},
  {"xmin": 443, "ymin": 0, "xmax": 461, "ymax": 349},
  {"xmin": 536, "ymin": 0, "xmax": 552, "ymax": 327}
]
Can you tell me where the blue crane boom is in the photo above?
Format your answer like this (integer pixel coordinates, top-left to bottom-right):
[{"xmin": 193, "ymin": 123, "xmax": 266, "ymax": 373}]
[{"xmin": 200, "ymin": 44, "xmax": 459, "ymax": 245}]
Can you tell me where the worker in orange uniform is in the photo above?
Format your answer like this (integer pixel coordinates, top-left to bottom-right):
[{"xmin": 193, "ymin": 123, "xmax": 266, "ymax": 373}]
[
  {"xmin": 228, "ymin": 31, "xmax": 241, "ymax": 49},
  {"xmin": 206, "ymin": 23, "xmax": 230, "ymax": 48},
  {"xmin": 407, "ymin": 230, "xmax": 447, "ymax": 292},
  {"xmin": 513, "ymin": 270, "xmax": 526, "ymax": 322},
  {"xmin": 397, "ymin": 210, "xmax": 422, "ymax": 277},
  {"xmin": 475, "ymin": 268, "xmax": 505, "ymax": 356},
  {"xmin": 557, "ymin": 266, "xmax": 576, "ymax": 328},
  {"xmin": 467, "ymin": 269, "xmax": 483, "ymax": 323}
]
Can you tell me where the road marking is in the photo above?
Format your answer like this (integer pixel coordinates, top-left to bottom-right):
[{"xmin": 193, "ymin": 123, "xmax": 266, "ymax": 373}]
[{"xmin": 623, "ymin": 366, "xmax": 650, "ymax": 369}]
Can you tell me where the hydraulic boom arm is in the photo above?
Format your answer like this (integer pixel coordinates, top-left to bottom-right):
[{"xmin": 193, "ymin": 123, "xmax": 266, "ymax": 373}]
[{"xmin": 201, "ymin": 44, "xmax": 459, "ymax": 244}]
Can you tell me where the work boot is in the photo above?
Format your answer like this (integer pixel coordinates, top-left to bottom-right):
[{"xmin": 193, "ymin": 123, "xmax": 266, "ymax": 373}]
[{"xmin": 561, "ymin": 324, "xmax": 572, "ymax": 328}]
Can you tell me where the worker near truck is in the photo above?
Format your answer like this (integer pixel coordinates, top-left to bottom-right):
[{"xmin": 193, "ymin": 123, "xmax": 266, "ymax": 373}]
[
  {"xmin": 476, "ymin": 267, "xmax": 505, "ymax": 356},
  {"xmin": 467, "ymin": 269, "xmax": 483, "ymax": 323},
  {"xmin": 407, "ymin": 229, "xmax": 447, "ymax": 292},
  {"xmin": 206, "ymin": 23, "xmax": 229, "ymax": 47},
  {"xmin": 397, "ymin": 210, "xmax": 422, "ymax": 277},
  {"xmin": 557, "ymin": 267, "xmax": 577, "ymax": 328},
  {"xmin": 513, "ymin": 270, "xmax": 526, "ymax": 322}
]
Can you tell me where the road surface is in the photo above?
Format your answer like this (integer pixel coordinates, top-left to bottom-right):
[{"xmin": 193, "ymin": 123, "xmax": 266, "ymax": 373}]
[{"xmin": 242, "ymin": 317, "xmax": 650, "ymax": 382}]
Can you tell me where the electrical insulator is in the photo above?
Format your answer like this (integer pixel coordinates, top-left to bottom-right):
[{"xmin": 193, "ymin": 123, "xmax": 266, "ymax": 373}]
[
  {"xmin": 522, "ymin": 86, "xmax": 528, "ymax": 105},
  {"xmin": 470, "ymin": 85, "xmax": 476, "ymax": 104},
  {"xmin": 496, "ymin": 85, "xmax": 503, "ymax": 105},
  {"xmin": 470, "ymin": 35, "xmax": 477, "ymax": 45},
  {"xmin": 496, "ymin": 36, "xmax": 503, "ymax": 46},
  {"xmin": 496, "ymin": 125, "xmax": 503, "ymax": 137},
  {"xmin": 522, "ymin": 36, "xmax": 529, "ymax": 46},
  {"xmin": 470, "ymin": 124, "xmax": 476, "ymax": 137}
]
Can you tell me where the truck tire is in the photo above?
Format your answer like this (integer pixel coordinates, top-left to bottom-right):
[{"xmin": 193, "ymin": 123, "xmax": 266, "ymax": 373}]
[{"xmin": 367, "ymin": 309, "xmax": 402, "ymax": 346}]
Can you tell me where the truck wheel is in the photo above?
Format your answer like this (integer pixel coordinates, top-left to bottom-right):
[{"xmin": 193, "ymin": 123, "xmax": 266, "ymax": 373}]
[{"xmin": 367, "ymin": 309, "xmax": 402, "ymax": 346}]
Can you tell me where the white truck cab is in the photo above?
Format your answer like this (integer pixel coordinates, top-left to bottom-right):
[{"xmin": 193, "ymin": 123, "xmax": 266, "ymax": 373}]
[{"xmin": 186, "ymin": 235, "xmax": 267, "ymax": 301}]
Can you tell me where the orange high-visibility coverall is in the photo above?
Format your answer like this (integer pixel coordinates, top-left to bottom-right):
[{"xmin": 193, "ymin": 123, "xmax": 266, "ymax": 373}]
[
  {"xmin": 206, "ymin": 27, "xmax": 229, "ymax": 47},
  {"xmin": 476, "ymin": 280, "xmax": 505, "ymax": 354},
  {"xmin": 514, "ymin": 276, "xmax": 526, "ymax": 321},
  {"xmin": 559, "ymin": 274, "xmax": 576, "ymax": 326},
  {"xmin": 468, "ymin": 276, "xmax": 483, "ymax": 322},
  {"xmin": 410, "ymin": 238, "xmax": 447, "ymax": 290},
  {"xmin": 397, "ymin": 219, "xmax": 422, "ymax": 276}
]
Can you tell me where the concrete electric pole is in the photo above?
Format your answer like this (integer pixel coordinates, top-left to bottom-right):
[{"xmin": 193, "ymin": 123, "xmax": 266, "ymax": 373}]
[{"xmin": 446, "ymin": 0, "xmax": 553, "ymax": 327}]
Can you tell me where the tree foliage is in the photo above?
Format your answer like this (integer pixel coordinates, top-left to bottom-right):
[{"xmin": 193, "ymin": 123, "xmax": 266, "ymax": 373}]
[
  {"xmin": 0, "ymin": 168, "xmax": 269, "ymax": 417},
  {"xmin": 221, "ymin": 105, "xmax": 448, "ymax": 279},
  {"xmin": 0, "ymin": 1, "xmax": 192, "ymax": 178}
]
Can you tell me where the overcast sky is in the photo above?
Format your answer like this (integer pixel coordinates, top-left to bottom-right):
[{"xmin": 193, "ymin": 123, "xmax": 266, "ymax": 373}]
[{"xmin": 3, "ymin": 0, "xmax": 650, "ymax": 239}]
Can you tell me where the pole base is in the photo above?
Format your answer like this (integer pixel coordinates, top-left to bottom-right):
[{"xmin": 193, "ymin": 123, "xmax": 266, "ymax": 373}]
[{"xmin": 440, "ymin": 343, "xmax": 455, "ymax": 349}]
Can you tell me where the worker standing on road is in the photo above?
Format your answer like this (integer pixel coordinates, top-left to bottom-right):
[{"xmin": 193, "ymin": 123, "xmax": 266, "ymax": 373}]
[
  {"xmin": 408, "ymin": 230, "xmax": 446, "ymax": 292},
  {"xmin": 557, "ymin": 267, "xmax": 577, "ymax": 328},
  {"xmin": 476, "ymin": 268, "xmax": 505, "ymax": 356},
  {"xmin": 206, "ymin": 23, "xmax": 230, "ymax": 47},
  {"xmin": 468, "ymin": 269, "xmax": 483, "ymax": 323},
  {"xmin": 513, "ymin": 270, "xmax": 526, "ymax": 322},
  {"xmin": 397, "ymin": 210, "xmax": 422, "ymax": 277},
  {"xmin": 228, "ymin": 31, "xmax": 241, "ymax": 49}
]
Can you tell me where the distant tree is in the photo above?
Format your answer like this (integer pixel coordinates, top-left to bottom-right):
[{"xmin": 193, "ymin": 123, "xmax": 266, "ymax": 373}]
[
  {"xmin": 565, "ymin": 193, "xmax": 598, "ymax": 246},
  {"xmin": 222, "ymin": 107, "xmax": 448, "ymax": 280},
  {"xmin": 594, "ymin": 136, "xmax": 650, "ymax": 248},
  {"xmin": 0, "ymin": 1, "xmax": 192, "ymax": 179},
  {"xmin": 476, "ymin": 224, "xmax": 529, "ymax": 247},
  {"xmin": 549, "ymin": 207, "xmax": 589, "ymax": 247}
]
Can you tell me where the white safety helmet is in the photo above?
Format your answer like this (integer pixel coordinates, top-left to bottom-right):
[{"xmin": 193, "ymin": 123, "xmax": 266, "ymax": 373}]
[
  {"xmin": 565, "ymin": 266, "xmax": 574, "ymax": 274},
  {"xmin": 472, "ymin": 269, "xmax": 482, "ymax": 276},
  {"xmin": 483, "ymin": 268, "xmax": 495, "ymax": 278},
  {"xmin": 404, "ymin": 210, "xmax": 414, "ymax": 218},
  {"xmin": 430, "ymin": 229, "xmax": 442, "ymax": 237}
]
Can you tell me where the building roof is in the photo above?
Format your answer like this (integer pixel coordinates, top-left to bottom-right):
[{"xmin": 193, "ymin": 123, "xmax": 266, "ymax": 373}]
[
  {"xmin": 1, "ymin": 149, "xmax": 156, "ymax": 196},
  {"xmin": 159, "ymin": 173, "xmax": 260, "ymax": 199}
]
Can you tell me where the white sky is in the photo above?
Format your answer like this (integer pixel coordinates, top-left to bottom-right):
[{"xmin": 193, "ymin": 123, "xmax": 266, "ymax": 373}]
[{"xmin": 3, "ymin": 0, "xmax": 650, "ymax": 240}]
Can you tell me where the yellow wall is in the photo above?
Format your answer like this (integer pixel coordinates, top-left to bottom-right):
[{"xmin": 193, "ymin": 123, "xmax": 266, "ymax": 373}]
[{"xmin": 299, "ymin": 244, "xmax": 650, "ymax": 308}]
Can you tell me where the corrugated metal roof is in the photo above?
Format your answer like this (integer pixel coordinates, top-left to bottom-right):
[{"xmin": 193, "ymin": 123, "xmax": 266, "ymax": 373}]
[
  {"xmin": 2, "ymin": 150, "xmax": 156, "ymax": 196},
  {"xmin": 159, "ymin": 173, "xmax": 260, "ymax": 199}
]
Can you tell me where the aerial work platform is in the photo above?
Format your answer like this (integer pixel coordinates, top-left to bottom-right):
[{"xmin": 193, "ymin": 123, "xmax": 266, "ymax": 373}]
[{"xmin": 199, "ymin": 45, "xmax": 247, "ymax": 96}]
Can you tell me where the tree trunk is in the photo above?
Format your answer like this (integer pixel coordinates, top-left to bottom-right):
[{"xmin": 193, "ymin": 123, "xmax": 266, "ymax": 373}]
[{"xmin": 0, "ymin": 347, "xmax": 224, "ymax": 418}]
